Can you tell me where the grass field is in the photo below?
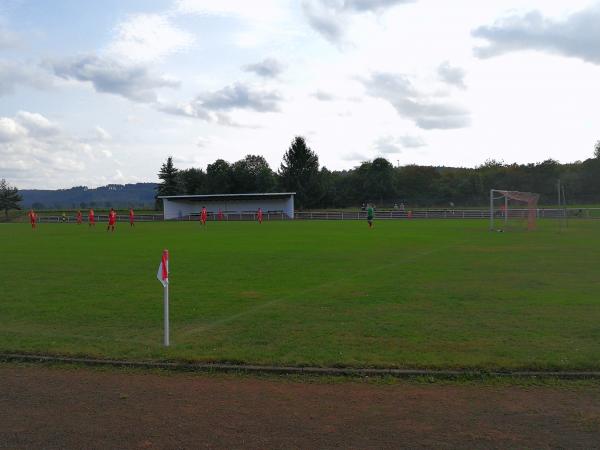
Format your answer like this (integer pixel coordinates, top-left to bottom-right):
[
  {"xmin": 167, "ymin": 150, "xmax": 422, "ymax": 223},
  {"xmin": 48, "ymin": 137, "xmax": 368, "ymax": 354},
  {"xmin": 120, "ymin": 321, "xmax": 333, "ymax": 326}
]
[{"xmin": 1, "ymin": 219, "xmax": 599, "ymax": 371}]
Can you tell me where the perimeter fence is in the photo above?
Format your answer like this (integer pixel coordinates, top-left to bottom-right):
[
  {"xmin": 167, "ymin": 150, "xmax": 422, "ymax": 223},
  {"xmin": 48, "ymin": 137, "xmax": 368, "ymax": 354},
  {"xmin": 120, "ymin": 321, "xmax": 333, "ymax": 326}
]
[
  {"xmin": 294, "ymin": 208, "xmax": 600, "ymax": 220},
  {"xmin": 32, "ymin": 208, "xmax": 600, "ymax": 223}
]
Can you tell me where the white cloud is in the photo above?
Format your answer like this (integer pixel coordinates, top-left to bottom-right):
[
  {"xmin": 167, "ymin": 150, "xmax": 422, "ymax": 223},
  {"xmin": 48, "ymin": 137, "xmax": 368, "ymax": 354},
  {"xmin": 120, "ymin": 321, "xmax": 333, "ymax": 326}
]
[
  {"xmin": 339, "ymin": 0, "xmax": 417, "ymax": 13},
  {"xmin": 437, "ymin": 61, "xmax": 466, "ymax": 89},
  {"xmin": 0, "ymin": 111, "xmax": 114, "ymax": 187},
  {"xmin": 49, "ymin": 54, "xmax": 180, "ymax": 102},
  {"xmin": 362, "ymin": 72, "xmax": 470, "ymax": 129},
  {"xmin": 200, "ymin": 82, "xmax": 282, "ymax": 112},
  {"xmin": 374, "ymin": 134, "xmax": 425, "ymax": 154},
  {"xmin": 374, "ymin": 136, "xmax": 402, "ymax": 154},
  {"xmin": 16, "ymin": 111, "xmax": 60, "ymax": 137},
  {"xmin": 196, "ymin": 136, "xmax": 211, "ymax": 148},
  {"xmin": 0, "ymin": 117, "xmax": 27, "ymax": 142},
  {"xmin": 157, "ymin": 82, "xmax": 282, "ymax": 127},
  {"xmin": 302, "ymin": 1, "xmax": 345, "ymax": 45},
  {"xmin": 94, "ymin": 126, "xmax": 112, "ymax": 141},
  {"xmin": 302, "ymin": 0, "xmax": 415, "ymax": 45},
  {"xmin": 0, "ymin": 111, "xmax": 61, "ymax": 142},
  {"xmin": 342, "ymin": 151, "xmax": 369, "ymax": 161},
  {"xmin": 0, "ymin": 60, "xmax": 53, "ymax": 96},
  {"xmin": 311, "ymin": 90, "xmax": 338, "ymax": 101},
  {"xmin": 399, "ymin": 134, "xmax": 425, "ymax": 148},
  {"xmin": 106, "ymin": 13, "xmax": 195, "ymax": 63},
  {"xmin": 175, "ymin": 0, "xmax": 287, "ymax": 22},
  {"xmin": 242, "ymin": 58, "xmax": 286, "ymax": 78},
  {"xmin": 473, "ymin": 4, "xmax": 600, "ymax": 65}
]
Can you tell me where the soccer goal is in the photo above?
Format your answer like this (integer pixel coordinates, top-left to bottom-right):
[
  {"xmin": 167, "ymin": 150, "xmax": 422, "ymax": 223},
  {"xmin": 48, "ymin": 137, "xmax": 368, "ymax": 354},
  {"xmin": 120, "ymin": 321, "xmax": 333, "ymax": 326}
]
[{"xmin": 489, "ymin": 190, "xmax": 540, "ymax": 231}]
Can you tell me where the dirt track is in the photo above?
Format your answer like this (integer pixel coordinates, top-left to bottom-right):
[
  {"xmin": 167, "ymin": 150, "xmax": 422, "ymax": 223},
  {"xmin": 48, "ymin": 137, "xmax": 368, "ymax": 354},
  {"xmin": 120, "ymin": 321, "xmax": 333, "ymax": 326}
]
[{"xmin": 1, "ymin": 365, "xmax": 599, "ymax": 449}]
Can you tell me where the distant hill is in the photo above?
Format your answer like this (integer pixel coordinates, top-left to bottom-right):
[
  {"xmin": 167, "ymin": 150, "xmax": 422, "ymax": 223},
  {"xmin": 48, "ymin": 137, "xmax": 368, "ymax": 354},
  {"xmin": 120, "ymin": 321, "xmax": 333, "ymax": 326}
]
[{"xmin": 20, "ymin": 183, "xmax": 158, "ymax": 209}]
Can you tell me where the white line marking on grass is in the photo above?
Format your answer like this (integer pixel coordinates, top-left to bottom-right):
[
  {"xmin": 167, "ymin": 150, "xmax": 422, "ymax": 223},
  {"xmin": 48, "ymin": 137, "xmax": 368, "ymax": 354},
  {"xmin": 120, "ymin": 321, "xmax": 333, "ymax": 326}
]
[{"xmin": 178, "ymin": 241, "xmax": 465, "ymax": 338}]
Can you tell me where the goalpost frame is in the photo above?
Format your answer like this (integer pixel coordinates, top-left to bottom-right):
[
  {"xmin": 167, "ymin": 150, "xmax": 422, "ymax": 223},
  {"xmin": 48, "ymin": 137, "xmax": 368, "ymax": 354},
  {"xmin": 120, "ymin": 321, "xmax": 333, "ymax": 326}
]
[
  {"xmin": 489, "ymin": 189, "xmax": 508, "ymax": 231},
  {"xmin": 489, "ymin": 189, "xmax": 540, "ymax": 231}
]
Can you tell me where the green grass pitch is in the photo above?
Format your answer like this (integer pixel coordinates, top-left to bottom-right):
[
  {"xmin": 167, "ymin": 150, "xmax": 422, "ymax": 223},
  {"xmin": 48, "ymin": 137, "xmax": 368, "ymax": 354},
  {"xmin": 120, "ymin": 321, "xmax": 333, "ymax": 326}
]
[{"xmin": 1, "ymin": 219, "xmax": 599, "ymax": 371}]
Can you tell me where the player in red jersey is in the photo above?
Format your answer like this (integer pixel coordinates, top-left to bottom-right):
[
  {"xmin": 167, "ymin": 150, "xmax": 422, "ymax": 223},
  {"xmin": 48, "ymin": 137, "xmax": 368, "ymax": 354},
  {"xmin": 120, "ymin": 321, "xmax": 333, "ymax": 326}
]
[
  {"xmin": 107, "ymin": 208, "xmax": 116, "ymax": 232},
  {"xmin": 217, "ymin": 208, "xmax": 224, "ymax": 221},
  {"xmin": 129, "ymin": 208, "xmax": 135, "ymax": 227},
  {"xmin": 257, "ymin": 207, "xmax": 263, "ymax": 224},
  {"xmin": 88, "ymin": 209, "xmax": 95, "ymax": 227},
  {"xmin": 28, "ymin": 209, "xmax": 37, "ymax": 229},
  {"xmin": 200, "ymin": 206, "xmax": 207, "ymax": 226},
  {"xmin": 76, "ymin": 210, "xmax": 83, "ymax": 224}
]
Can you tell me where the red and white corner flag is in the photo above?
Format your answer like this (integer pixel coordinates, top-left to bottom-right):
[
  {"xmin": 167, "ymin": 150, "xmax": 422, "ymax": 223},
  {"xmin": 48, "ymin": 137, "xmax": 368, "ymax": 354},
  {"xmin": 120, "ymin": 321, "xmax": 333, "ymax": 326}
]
[
  {"xmin": 157, "ymin": 249, "xmax": 169, "ymax": 287},
  {"xmin": 157, "ymin": 249, "xmax": 170, "ymax": 346}
]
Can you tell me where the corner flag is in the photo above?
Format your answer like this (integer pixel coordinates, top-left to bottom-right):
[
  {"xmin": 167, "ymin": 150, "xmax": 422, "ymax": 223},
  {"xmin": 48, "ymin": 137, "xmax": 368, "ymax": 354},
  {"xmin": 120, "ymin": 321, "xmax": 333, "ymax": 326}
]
[
  {"xmin": 157, "ymin": 249, "xmax": 169, "ymax": 287},
  {"xmin": 157, "ymin": 249, "xmax": 170, "ymax": 347}
]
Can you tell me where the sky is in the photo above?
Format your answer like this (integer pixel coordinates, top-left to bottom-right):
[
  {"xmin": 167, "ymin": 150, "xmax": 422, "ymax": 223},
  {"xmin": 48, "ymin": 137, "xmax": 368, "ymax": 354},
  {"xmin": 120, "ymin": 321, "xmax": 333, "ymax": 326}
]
[{"xmin": 1, "ymin": 0, "xmax": 599, "ymax": 189}]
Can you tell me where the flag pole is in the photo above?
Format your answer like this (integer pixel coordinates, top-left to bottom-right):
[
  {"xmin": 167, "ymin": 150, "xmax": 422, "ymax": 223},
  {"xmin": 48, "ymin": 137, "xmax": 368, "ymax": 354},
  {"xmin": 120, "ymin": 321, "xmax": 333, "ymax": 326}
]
[
  {"xmin": 157, "ymin": 248, "xmax": 170, "ymax": 347},
  {"xmin": 163, "ymin": 281, "xmax": 170, "ymax": 347}
]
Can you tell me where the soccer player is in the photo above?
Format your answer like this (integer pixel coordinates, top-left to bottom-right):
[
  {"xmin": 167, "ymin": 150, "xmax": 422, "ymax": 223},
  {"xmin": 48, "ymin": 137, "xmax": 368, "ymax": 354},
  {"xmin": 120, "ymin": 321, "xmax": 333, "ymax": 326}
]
[
  {"xmin": 29, "ymin": 209, "xmax": 37, "ymax": 229},
  {"xmin": 76, "ymin": 210, "xmax": 83, "ymax": 225},
  {"xmin": 107, "ymin": 208, "xmax": 116, "ymax": 232},
  {"xmin": 217, "ymin": 208, "xmax": 224, "ymax": 221},
  {"xmin": 88, "ymin": 209, "xmax": 95, "ymax": 227},
  {"xmin": 129, "ymin": 208, "xmax": 135, "ymax": 227},
  {"xmin": 367, "ymin": 204, "xmax": 374, "ymax": 228},
  {"xmin": 200, "ymin": 206, "xmax": 207, "ymax": 226},
  {"xmin": 257, "ymin": 207, "xmax": 263, "ymax": 224}
]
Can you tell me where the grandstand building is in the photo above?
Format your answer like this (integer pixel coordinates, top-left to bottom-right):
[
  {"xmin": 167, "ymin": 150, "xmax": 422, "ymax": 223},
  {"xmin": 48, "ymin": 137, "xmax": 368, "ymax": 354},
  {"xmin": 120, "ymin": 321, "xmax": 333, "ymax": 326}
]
[{"xmin": 159, "ymin": 193, "xmax": 295, "ymax": 220}]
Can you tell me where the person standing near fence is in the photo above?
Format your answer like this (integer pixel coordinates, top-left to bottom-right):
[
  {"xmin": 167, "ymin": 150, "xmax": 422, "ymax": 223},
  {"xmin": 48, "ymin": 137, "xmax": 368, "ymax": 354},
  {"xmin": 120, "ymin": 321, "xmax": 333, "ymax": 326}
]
[
  {"xmin": 367, "ymin": 204, "xmax": 374, "ymax": 228},
  {"xmin": 217, "ymin": 208, "xmax": 224, "ymax": 221},
  {"xmin": 88, "ymin": 209, "xmax": 95, "ymax": 227},
  {"xmin": 129, "ymin": 208, "xmax": 135, "ymax": 227},
  {"xmin": 76, "ymin": 210, "xmax": 82, "ymax": 225},
  {"xmin": 29, "ymin": 209, "xmax": 37, "ymax": 229},
  {"xmin": 257, "ymin": 207, "xmax": 263, "ymax": 224},
  {"xmin": 201, "ymin": 206, "xmax": 207, "ymax": 226},
  {"xmin": 107, "ymin": 208, "xmax": 116, "ymax": 232}
]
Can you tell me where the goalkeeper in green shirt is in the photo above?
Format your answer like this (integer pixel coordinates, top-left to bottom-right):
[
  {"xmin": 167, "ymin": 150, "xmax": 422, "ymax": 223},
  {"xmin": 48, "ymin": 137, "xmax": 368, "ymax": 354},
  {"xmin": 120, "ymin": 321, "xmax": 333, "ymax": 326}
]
[{"xmin": 367, "ymin": 204, "xmax": 374, "ymax": 228}]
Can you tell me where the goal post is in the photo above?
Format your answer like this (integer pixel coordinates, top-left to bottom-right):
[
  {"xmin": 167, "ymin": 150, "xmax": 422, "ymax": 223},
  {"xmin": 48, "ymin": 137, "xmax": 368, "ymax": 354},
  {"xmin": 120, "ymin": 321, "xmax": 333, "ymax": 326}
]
[{"xmin": 489, "ymin": 189, "xmax": 540, "ymax": 231}]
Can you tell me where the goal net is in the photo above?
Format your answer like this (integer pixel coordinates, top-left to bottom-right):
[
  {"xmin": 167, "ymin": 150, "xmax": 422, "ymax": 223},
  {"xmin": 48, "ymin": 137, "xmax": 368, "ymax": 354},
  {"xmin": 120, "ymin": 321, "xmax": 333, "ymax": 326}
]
[{"xmin": 489, "ymin": 190, "xmax": 539, "ymax": 231}]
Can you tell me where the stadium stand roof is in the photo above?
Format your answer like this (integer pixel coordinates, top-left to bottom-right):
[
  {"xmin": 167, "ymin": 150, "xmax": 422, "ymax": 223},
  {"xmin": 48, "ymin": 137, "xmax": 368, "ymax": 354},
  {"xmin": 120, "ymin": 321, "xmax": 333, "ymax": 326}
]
[{"xmin": 158, "ymin": 193, "xmax": 295, "ymax": 201}]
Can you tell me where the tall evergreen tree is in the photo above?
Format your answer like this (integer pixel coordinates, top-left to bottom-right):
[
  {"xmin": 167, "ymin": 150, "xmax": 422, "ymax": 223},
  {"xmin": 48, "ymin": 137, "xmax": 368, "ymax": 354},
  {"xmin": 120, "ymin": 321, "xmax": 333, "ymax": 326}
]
[
  {"xmin": 279, "ymin": 136, "xmax": 321, "ymax": 208},
  {"xmin": 0, "ymin": 178, "xmax": 22, "ymax": 219},
  {"xmin": 155, "ymin": 156, "xmax": 179, "ymax": 207}
]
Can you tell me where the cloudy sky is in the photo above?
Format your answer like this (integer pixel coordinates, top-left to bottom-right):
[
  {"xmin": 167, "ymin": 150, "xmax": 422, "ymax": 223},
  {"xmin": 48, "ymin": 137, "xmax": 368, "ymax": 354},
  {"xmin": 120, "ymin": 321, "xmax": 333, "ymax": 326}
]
[{"xmin": 1, "ymin": 0, "xmax": 599, "ymax": 189}]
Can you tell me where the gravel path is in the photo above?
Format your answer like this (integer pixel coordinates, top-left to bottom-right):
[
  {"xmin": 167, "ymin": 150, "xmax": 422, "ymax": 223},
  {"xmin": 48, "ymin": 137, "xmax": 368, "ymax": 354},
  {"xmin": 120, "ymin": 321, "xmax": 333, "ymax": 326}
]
[{"xmin": 1, "ymin": 365, "xmax": 599, "ymax": 449}]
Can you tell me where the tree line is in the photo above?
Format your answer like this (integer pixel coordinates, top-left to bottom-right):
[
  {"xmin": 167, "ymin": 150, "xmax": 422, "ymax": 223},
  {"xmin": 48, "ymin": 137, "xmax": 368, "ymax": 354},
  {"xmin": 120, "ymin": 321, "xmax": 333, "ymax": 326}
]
[{"xmin": 157, "ymin": 137, "xmax": 600, "ymax": 209}]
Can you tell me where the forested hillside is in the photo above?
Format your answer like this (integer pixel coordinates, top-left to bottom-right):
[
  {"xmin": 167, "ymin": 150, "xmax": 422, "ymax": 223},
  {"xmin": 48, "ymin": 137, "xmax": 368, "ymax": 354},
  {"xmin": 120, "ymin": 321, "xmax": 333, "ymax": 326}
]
[
  {"xmin": 20, "ymin": 183, "xmax": 157, "ymax": 209},
  {"xmin": 157, "ymin": 137, "xmax": 600, "ymax": 208}
]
